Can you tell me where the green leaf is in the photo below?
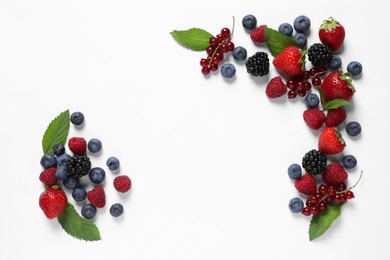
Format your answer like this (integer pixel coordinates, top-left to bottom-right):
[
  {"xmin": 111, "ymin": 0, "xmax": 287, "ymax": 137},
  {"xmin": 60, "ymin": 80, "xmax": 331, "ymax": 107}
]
[
  {"xmin": 57, "ymin": 203, "xmax": 101, "ymax": 241},
  {"xmin": 323, "ymin": 99, "xmax": 350, "ymax": 110},
  {"xmin": 309, "ymin": 203, "xmax": 343, "ymax": 241},
  {"xmin": 318, "ymin": 87, "xmax": 327, "ymax": 105},
  {"xmin": 42, "ymin": 110, "xmax": 70, "ymax": 154},
  {"xmin": 264, "ymin": 27, "xmax": 300, "ymax": 57},
  {"xmin": 170, "ymin": 28, "xmax": 214, "ymax": 51}
]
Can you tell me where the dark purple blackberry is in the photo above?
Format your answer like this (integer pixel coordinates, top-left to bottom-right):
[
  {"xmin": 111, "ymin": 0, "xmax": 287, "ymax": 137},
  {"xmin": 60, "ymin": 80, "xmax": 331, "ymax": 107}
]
[
  {"xmin": 68, "ymin": 155, "xmax": 91, "ymax": 178},
  {"xmin": 302, "ymin": 149, "xmax": 327, "ymax": 175},
  {"xmin": 308, "ymin": 43, "xmax": 332, "ymax": 67},
  {"xmin": 246, "ymin": 51, "xmax": 269, "ymax": 76}
]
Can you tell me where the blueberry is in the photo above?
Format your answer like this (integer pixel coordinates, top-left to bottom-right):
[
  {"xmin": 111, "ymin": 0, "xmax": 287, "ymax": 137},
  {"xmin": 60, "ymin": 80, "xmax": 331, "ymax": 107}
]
[
  {"xmin": 289, "ymin": 197, "xmax": 304, "ymax": 213},
  {"xmin": 278, "ymin": 23, "xmax": 293, "ymax": 37},
  {"xmin": 346, "ymin": 121, "xmax": 362, "ymax": 137},
  {"xmin": 220, "ymin": 63, "xmax": 236, "ymax": 79},
  {"xmin": 57, "ymin": 154, "xmax": 71, "ymax": 166},
  {"xmin": 110, "ymin": 203, "xmax": 124, "ymax": 217},
  {"xmin": 40, "ymin": 154, "xmax": 57, "ymax": 169},
  {"xmin": 347, "ymin": 61, "xmax": 363, "ymax": 76},
  {"xmin": 328, "ymin": 55, "xmax": 342, "ymax": 70},
  {"xmin": 293, "ymin": 15, "xmax": 311, "ymax": 33},
  {"xmin": 88, "ymin": 138, "xmax": 102, "ymax": 153},
  {"xmin": 89, "ymin": 167, "xmax": 106, "ymax": 184},
  {"xmin": 70, "ymin": 111, "xmax": 85, "ymax": 126},
  {"xmin": 242, "ymin": 14, "xmax": 257, "ymax": 30},
  {"xmin": 304, "ymin": 93, "xmax": 320, "ymax": 108},
  {"xmin": 232, "ymin": 46, "xmax": 247, "ymax": 61},
  {"xmin": 63, "ymin": 176, "xmax": 80, "ymax": 190},
  {"xmin": 288, "ymin": 163, "xmax": 302, "ymax": 180},
  {"xmin": 342, "ymin": 155, "xmax": 357, "ymax": 169},
  {"xmin": 106, "ymin": 157, "xmax": 120, "ymax": 171},
  {"xmin": 292, "ymin": 33, "xmax": 307, "ymax": 48},
  {"xmin": 55, "ymin": 166, "xmax": 69, "ymax": 181},
  {"xmin": 81, "ymin": 204, "xmax": 97, "ymax": 219},
  {"xmin": 53, "ymin": 144, "xmax": 65, "ymax": 156},
  {"xmin": 72, "ymin": 187, "xmax": 87, "ymax": 201}
]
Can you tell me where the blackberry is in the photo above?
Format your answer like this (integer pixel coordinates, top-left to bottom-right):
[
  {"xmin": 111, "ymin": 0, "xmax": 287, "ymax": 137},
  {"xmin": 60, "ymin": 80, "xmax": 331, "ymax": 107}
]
[
  {"xmin": 246, "ymin": 52, "xmax": 269, "ymax": 77},
  {"xmin": 302, "ymin": 149, "xmax": 327, "ymax": 175},
  {"xmin": 308, "ymin": 43, "xmax": 332, "ymax": 67},
  {"xmin": 67, "ymin": 155, "xmax": 91, "ymax": 178}
]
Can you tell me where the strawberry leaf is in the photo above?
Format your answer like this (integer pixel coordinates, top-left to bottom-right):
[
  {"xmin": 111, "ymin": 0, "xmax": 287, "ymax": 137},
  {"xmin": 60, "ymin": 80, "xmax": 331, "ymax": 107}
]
[
  {"xmin": 42, "ymin": 110, "xmax": 70, "ymax": 154},
  {"xmin": 309, "ymin": 203, "xmax": 343, "ymax": 241},
  {"xmin": 264, "ymin": 28, "xmax": 300, "ymax": 57},
  {"xmin": 170, "ymin": 28, "xmax": 214, "ymax": 51},
  {"xmin": 57, "ymin": 203, "xmax": 101, "ymax": 241},
  {"xmin": 323, "ymin": 99, "xmax": 350, "ymax": 110}
]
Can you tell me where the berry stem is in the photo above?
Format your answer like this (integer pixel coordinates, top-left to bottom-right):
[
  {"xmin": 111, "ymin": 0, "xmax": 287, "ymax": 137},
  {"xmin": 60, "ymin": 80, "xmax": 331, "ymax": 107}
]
[{"xmin": 347, "ymin": 170, "xmax": 363, "ymax": 191}]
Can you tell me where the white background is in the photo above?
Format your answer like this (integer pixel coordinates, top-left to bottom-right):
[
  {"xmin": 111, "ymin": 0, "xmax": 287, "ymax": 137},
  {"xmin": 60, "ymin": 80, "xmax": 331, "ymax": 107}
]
[{"xmin": 1, "ymin": 0, "xmax": 389, "ymax": 259}]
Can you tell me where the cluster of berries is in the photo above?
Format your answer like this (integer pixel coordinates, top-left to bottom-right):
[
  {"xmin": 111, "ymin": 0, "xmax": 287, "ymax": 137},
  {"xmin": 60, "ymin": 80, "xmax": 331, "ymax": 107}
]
[
  {"xmin": 39, "ymin": 111, "xmax": 132, "ymax": 220},
  {"xmin": 200, "ymin": 27, "xmax": 235, "ymax": 76}
]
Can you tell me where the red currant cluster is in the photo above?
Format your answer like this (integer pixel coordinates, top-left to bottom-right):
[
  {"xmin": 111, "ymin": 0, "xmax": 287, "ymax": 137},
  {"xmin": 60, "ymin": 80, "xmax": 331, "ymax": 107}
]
[
  {"xmin": 287, "ymin": 67, "xmax": 327, "ymax": 99},
  {"xmin": 302, "ymin": 182, "xmax": 355, "ymax": 216},
  {"xmin": 200, "ymin": 27, "xmax": 234, "ymax": 75}
]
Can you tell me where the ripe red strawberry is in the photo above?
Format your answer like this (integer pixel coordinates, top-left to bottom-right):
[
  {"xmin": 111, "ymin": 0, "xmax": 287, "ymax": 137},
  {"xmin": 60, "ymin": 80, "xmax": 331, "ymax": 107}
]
[
  {"xmin": 325, "ymin": 108, "xmax": 347, "ymax": 127},
  {"xmin": 39, "ymin": 167, "xmax": 57, "ymax": 187},
  {"xmin": 39, "ymin": 186, "xmax": 67, "ymax": 219},
  {"xmin": 265, "ymin": 76, "xmax": 287, "ymax": 98},
  {"xmin": 273, "ymin": 46, "xmax": 305, "ymax": 76},
  {"xmin": 320, "ymin": 71, "xmax": 355, "ymax": 101},
  {"xmin": 318, "ymin": 127, "xmax": 345, "ymax": 154},
  {"xmin": 250, "ymin": 25, "xmax": 267, "ymax": 43},
  {"xmin": 303, "ymin": 108, "xmax": 325, "ymax": 130},
  {"xmin": 295, "ymin": 173, "xmax": 317, "ymax": 195},
  {"xmin": 113, "ymin": 175, "xmax": 132, "ymax": 193},
  {"xmin": 87, "ymin": 186, "xmax": 106, "ymax": 208},
  {"xmin": 319, "ymin": 17, "xmax": 345, "ymax": 51},
  {"xmin": 322, "ymin": 162, "xmax": 348, "ymax": 185},
  {"xmin": 68, "ymin": 137, "xmax": 87, "ymax": 155}
]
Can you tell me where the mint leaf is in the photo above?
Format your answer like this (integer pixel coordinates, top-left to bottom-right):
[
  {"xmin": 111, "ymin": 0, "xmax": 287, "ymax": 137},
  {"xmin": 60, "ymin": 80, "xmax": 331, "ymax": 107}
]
[
  {"xmin": 42, "ymin": 110, "xmax": 70, "ymax": 154},
  {"xmin": 170, "ymin": 28, "xmax": 214, "ymax": 51},
  {"xmin": 264, "ymin": 28, "xmax": 300, "ymax": 57},
  {"xmin": 57, "ymin": 203, "xmax": 101, "ymax": 241},
  {"xmin": 323, "ymin": 99, "xmax": 350, "ymax": 110},
  {"xmin": 309, "ymin": 203, "xmax": 343, "ymax": 241}
]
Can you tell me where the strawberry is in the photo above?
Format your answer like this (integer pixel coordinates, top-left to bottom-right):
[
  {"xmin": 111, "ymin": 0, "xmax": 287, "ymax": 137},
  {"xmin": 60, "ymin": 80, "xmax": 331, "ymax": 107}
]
[
  {"xmin": 265, "ymin": 76, "xmax": 287, "ymax": 98},
  {"xmin": 322, "ymin": 162, "xmax": 348, "ymax": 185},
  {"xmin": 39, "ymin": 186, "xmax": 67, "ymax": 219},
  {"xmin": 318, "ymin": 127, "xmax": 345, "ymax": 154},
  {"xmin": 39, "ymin": 167, "xmax": 57, "ymax": 187},
  {"xmin": 303, "ymin": 108, "xmax": 325, "ymax": 130},
  {"xmin": 273, "ymin": 46, "xmax": 306, "ymax": 76},
  {"xmin": 87, "ymin": 186, "xmax": 106, "ymax": 208},
  {"xmin": 320, "ymin": 70, "xmax": 355, "ymax": 101},
  {"xmin": 250, "ymin": 25, "xmax": 267, "ymax": 43},
  {"xmin": 319, "ymin": 17, "xmax": 345, "ymax": 51},
  {"xmin": 325, "ymin": 107, "xmax": 347, "ymax": 127},
  {"xmin": 68, "ymin": 137, "xmax": 87, "ymax": 155},
  {"xmin": 113, "ymin": 175, "xmax": 132, "ymax": 193},
  {"xmin": 295, "ymin": 173, "xmax": 317, "ymax": 196}
]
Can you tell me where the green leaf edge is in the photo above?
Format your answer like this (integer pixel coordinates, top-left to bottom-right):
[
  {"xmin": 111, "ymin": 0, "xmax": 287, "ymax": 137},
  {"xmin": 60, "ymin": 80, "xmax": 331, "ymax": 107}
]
[
  {"xmin": 170, "ymin": 28, "xmax": 214, "ymax": 51},
  {"xmin": 264, "ymin": 27, "xmax": 300, "ymax": 57},
  {"xmin": 42, "ymin": 110, "xmax": 70, "ymax": 154},
  {"xmin": 309, "ymin": 203, "xmax": 343, "ymax": 241},
  {"xmin": 57, "ymin": 203, "xmax": 101, "ymax": 241}
]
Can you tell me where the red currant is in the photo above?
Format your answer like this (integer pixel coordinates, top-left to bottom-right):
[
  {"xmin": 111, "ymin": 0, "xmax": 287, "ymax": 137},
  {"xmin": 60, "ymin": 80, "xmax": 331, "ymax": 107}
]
[
  {"xmin": 302, "ymin": 207, "xmax": 311, "ymax": 216},
  {"xmin": 302, "ymin": 71, "xmax": 311, "ymax": 80},
  {"xmin": 296, "ymin": 81, "xmax": 305, "ymax": 91},
  {"xmin": 328, "ymin": 186, "xmax": 336, "ymax": 197},
  {"xmin": 309, "ymin": 68, "xmax": 318, "ymax": 76},
  {"xmin": 288, "ymin": 90, "xmax": 297, "ymax": 99},
  {"xmin": 311, "ymin": 206, "xmax": 320, "ymax": 216},
  {"xmin": 226, "ymin": 41, "xmax": 235, "ymax": 51},
  {"xmin": 221, "ymin": 28, "xmax": 231, "ymax": 37},
  {"xmin": 220, "ymin": 44, "xmax": 228, "ymax": 52},
  {"xmin": 200, "ymin": 58, "xmax": 209, "ymax": 68},
  {"xmin": 209, "ymin": 38, "xmax": 219, "ymax": 48},
  {"xmin": 297, "ymin": 90, "xmax": 306, "ymax": 97},
  {"xmin": 346, "ymin": 190, "xmax": 355, "ymax": 200},
  {"xmin": 210, "ymin": 63, "xmax": 218, "ymax": 71},
  {"xmin": 211, "ymin": 56, "xmax": 220, "ymax": 65},
  {"xmin": 337, "ymin": 182, "xmax": 347, "ymax": 191},
  {"xmin": 287, "ymin": 80, "xmax": 296, "ymax": 90},
  {"xmin": 206, "ymin": 46, "xmax": 215, "ymax": 56},
  {"xmin": 312, "ymin": 76, "xmax": 321, "ymax": 86},
  {"xmin": 318, "ymin": 184, "xmax": 328, "ymax": 195},
  {"xmin": 201, "ymin": 67, "xmax": 210, "ymax": 75},
  {"xmin": 214, "ymin": 52, "xmax": 224, "ymax": 62},
  {"xmin": 304, "ymin": 82, "xmax": 312, "ymax": 91},
  {"xmin": 216, "ymin": 33, "xmax": 224, "ymax": 42},
  {"xmin": 319, "ymin": 202, "xmax": 328, "ymax": 211}
]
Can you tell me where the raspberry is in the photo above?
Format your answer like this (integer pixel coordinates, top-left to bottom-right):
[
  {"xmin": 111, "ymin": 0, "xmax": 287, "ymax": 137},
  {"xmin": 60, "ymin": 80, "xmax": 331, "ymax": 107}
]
[
  {"xmin": 87, "ymin": 186, "xmax": 106, "ymax": 208},
  {"xmin": 39, "ymin": 167, "xmax": 57, "ymax": 187},
  {"xmin": 308, "ymin": 43, "xmax": 332, "ymax": 67},
  {"xmin": 302, "ymin": 149, "xmax": 327, "ymax": 175},
  {"xmin": 250, "ymin": 25, "xmax": 267, "ymax": 43},
  {"xmin": 67, "ymin": 155, "xmax": 91, "ymax": 178},
  {"xmin": 245, "ymin": 52, "xmax": 269, "ymax": 77},
  {"xmin": 113, "ymin": 175, "xmax": 132, "ymax": 193},
  {"xmin": 68, "ymin": 137, "xmax": 87, "ymax": 155}
]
